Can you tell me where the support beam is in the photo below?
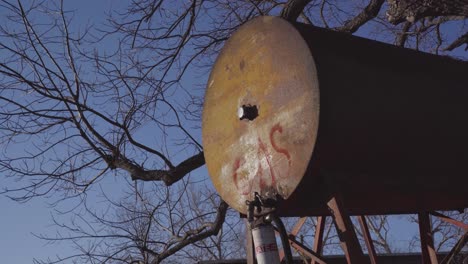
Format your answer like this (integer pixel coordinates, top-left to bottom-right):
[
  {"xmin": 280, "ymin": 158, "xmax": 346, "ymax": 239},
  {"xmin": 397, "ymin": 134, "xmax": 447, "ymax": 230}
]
[
  {"xmin": 312, "ymin": 216, "xmax": 326, "ymax": 264},
  {"xmin": 358, "ymin": 216, "xmax": 378, "ymax": 264},
  {"xmin": 430, "ymin": 211, "xmax": 468, "ymax": 230},
  {"xmin": 418, "ymin": 212, "xmax": 438, "ymax": 264},
  {"xmin": 328, "ymin": 196, "xmax": 366, "ymax": 263},
  {"xmin": 292, "ymin": 217, "xmax": 308, "ymax": 235},
  {"xmin": 441, "ymin": 231, "xmax": 468, "ymax": 264},
  {"xmin": 287, "ymin": 234, "xmax": 328, "ymax": 264},
  {"xmin": 279, "ymin": 217, "xmax": 308, "ymax": 261},
  {"xmin": 274, "ymin": 229, "xmax": 327, "ymax": 264}
]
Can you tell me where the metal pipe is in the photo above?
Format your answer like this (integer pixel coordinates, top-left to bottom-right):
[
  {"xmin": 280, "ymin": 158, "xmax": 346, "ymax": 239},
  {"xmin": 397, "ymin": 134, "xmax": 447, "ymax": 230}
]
[
  {"xmin": 271, "ymin": 214, "xmax": 294, "ymax": 264},
  {"xmin": 251, "ymin": 224, "xmax": 281, "ymax": 264}
]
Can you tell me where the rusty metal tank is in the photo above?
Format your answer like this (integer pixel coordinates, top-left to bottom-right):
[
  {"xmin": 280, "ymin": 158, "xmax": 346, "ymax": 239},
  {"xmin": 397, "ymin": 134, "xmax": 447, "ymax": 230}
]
[{"xmin": 202, "ymin": 16, "xmax": 468, "ymax": 216}]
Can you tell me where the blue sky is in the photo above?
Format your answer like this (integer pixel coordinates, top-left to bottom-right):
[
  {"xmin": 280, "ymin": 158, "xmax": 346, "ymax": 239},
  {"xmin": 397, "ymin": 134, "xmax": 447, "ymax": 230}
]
[
  {"xmin": 0, "ymin": 0, "xmax": 466, "ymax": 263},
  {"xmin": 0, "ymin": 196, "xmax": 76, "ymax": 263},
  {"xmin": 0, "ymin": 1, "xmax": 120, "ymax": 262}
]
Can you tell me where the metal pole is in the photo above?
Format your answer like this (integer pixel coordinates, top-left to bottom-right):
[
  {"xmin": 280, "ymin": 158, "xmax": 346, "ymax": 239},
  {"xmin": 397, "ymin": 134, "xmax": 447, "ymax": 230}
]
[
  {"xmin": 358, "ymin": 216, "xmax": 378, "ymax": 264},
  {"xmin": 418, "ymin": 212, "xmax": 439, "ymax": 264},
  {"xmin": 441, "ymin": 231, "xmax": 468, "ymax": 264},
  {"xmin": 312, "ymin": 216, "xmax": 326, "ymax": 264},
  {"xmin": 328, "ymin": 195, "xmax": 366, "ymax": 263}
]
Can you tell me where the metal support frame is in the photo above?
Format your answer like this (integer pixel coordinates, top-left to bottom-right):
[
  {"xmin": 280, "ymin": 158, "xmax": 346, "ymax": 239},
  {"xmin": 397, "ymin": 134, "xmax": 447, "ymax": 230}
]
[
  {"xmin": 358, "ymin": 216, "xmax": 378, "ymax": 264},
  {"xmin": 418, "ymin": 212, "xmax": 439, "ymax": 264},
  {"xmin": 287, "ymin": 233, "xmax": 328, "ymax": 264},
  {"xmin": 327, "ymin": 195, "xmax": 366, "ymax": 263},
  {"xmin": 246, "ymin": 198, "xmax": 467, "ymax": 264},
  {"xmin": 441, "ymin": 230, "xmax": 468, "ymax": 264},
  {"xmin": 312, "ymin": 216, "xmax": 326, "ymax": 264},
  {"xmin": 276, "ymin": 216, "xmax": 329, "ymax": 264},
  {"xmin": 279, "ymin": 217, "xmax": 307, "ymax": 260},
  {"xmin": 430, "ymin": 211, "xmax": 468, "ymax": 264},
  {"xmin": 430, "ymin": 211, "xmax": 468, "ymax": 230},
  {"xmin": 274, "ymin": 225, "xmax": 328, "ymax": 264},
  {"xmin": 292, "ymin": 217, "xmax": 308, "ymax": 236}
]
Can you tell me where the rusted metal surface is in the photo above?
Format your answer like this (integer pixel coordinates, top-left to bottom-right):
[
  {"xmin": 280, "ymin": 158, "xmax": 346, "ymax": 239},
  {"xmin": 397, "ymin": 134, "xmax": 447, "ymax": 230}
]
[
  {"xmin": 282, "ymin": 18, "xmax": 468, "ymax": 216},
  {"xmin": 358, "ymin": 216, "xmax": 378, "ymax": 264},
  {"xmin": 202, "ymin": 16, "xmax": 319, "ymax": 214},
  {"xmin": 286, "ymin": 234, "xmax": 328, "ymax": 264},
  {"xmin": 440, "ymin": 231, "xmax": 468, "ymax": 264},
  {"xmin": 279, "ymin": 217, "xmax": 307, "ymax": 261},
  {"xmin": 291, "ymin": 217, "xmax": 308, "ymax": 236},
  {"xmin": 312, "ymin": 216, "xmax": 326, "ymax": 264},
  {"xmin": 202, "ymin": 16, "xmax": 468, "ymax": 216},
  {"xmin": 418, "ymin": 212, "xmax": 439, "ymax": 264},
  {"xmin": 430, "ymin": 211, "xmax": 468, "ymax": 230},
  {"xmin": 327, "ymin": 196, "xmax": 366, "ymax": 263}
]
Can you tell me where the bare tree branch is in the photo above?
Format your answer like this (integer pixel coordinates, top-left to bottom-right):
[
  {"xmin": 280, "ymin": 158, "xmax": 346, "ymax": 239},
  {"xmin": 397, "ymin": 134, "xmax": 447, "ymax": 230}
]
[
  {"xmin": 281, "ymin": 0, "xmax": 312, "ymax": 22},
  {"xmin": 387, "ymin": 0, "xmax": 468, "ymax": 24},
  {"xmin": 152, "ymin": 200, "xmax": 228, "ymax": 263},
  {"xmin": 445, "ymin": 31, "xmax": 468, "ymax": 51},
  {"xmin": 107, "ymin": 152, "xmax": 205, "ymax": 186},
  {"xmin": 395, "ymin": 21, "xmax": 413, "ymax": 47},
  {"xmin": 334, "ymin": 0, "xmax": 385, "ymax": 33}
]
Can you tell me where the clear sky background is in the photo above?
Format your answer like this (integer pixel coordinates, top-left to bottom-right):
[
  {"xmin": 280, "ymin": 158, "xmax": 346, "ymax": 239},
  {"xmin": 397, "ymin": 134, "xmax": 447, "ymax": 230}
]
[
  {"xmin": 0, "ymin": 1, "xmax": 122, "ymax": 262},
  {"xmin": 0, "ymin": 1, "xmax": 466, "ymax": 263}
]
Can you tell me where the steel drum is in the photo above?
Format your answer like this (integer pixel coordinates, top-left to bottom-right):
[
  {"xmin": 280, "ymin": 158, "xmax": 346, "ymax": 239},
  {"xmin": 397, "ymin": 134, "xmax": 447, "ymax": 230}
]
[{"xmin": 202, "ymin": 16, "xmax": 468, "ymax": 216}]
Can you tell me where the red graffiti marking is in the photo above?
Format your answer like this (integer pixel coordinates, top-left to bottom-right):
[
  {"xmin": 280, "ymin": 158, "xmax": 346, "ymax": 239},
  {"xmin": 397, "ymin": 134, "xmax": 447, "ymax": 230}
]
[
  {"xmin": 270, "ymin": 124, "xmax": 291, "ymax": 166},
  {"xmin": 232, "ymin": 123, "xmax": 291, "ymax": 194},
  {"xmin": 255, "ymin": 243, "xmax": 278, "ymax": 254},
  {"xmin": 233, "ymin": 157, "xmax": 252, "ymax": 195}
]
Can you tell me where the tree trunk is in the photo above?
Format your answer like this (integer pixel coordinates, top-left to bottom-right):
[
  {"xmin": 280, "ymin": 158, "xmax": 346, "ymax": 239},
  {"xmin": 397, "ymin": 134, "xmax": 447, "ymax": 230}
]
[{"xmin": 387, "ymin": 0, "xmax": 468, "ymax": 24}]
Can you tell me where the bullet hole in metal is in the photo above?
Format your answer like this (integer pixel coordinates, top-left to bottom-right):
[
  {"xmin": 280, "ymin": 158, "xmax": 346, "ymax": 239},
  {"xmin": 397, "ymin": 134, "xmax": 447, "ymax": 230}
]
[{"xmin": 238, "ymin": 104, "xmax": 258, "ymax": 121}]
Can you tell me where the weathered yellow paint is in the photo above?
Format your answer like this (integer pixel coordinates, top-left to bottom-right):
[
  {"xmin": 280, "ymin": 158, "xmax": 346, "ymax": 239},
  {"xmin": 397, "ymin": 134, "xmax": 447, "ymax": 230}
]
[{"xmin": 202, "ymin": 16, "xmax": 319, "ymax": 214}]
